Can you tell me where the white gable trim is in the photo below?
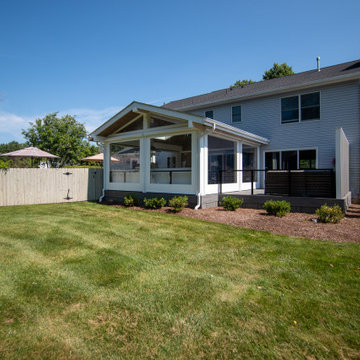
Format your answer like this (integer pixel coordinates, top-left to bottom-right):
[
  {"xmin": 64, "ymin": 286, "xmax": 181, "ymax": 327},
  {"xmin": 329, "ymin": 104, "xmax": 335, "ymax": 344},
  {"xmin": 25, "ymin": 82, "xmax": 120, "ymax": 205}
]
[{"xmin": 89, "ymin": 101, "xmax": 205, "ymax": 139}]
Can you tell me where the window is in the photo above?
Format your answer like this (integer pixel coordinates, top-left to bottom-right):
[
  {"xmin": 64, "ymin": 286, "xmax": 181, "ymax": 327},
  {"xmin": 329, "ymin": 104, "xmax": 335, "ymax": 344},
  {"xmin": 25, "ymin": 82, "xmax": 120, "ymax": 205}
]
[
  {"xmin": 282, "ymin": 151, "xmax": 298, "ymax": 170},
  {"xmin": 281, "ymin": 96, "xmax": 299, "ymax": 123},
  {"xmin": 265, "ymin": 151, "xmax": 280, "ymax": 170},
  {"xmin": 205, "ymin": 110, "xmax": 214, "ymax": 119},
  {"xmin": 232, "ymin": 106, "xmax": 242, "ymax": 123},
  {"xmin": 150, "ymin": 134, "xmax": 191, "ymax": 185},
  {"xmin": 208, "ymin": 136, "xmax": 236, "ymax": 184},
  {"xmin": 265, "ymin": 149, "xmax": 317, "ymax": 170},
  {"xmin": 301, "ymin": 93, "xmax": 320, "ymax": 121},
  {"xmin": 110, "ymin": 141, "xmax": 140, "ymax": 183},
  {"xmin": 299, "ymin": 149, "xmax": 316, "ymax": 169},
  {"xmin": 281, "ymin": 92, "xmax": 320, "ymax": 123}
]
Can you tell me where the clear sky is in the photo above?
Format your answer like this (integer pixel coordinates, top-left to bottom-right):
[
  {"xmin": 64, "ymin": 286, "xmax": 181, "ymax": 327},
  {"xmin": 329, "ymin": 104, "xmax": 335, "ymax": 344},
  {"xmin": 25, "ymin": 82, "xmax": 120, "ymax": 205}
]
[{"xmin": 1, "ymin": 0, "xmax": 359, "ymax": 143}]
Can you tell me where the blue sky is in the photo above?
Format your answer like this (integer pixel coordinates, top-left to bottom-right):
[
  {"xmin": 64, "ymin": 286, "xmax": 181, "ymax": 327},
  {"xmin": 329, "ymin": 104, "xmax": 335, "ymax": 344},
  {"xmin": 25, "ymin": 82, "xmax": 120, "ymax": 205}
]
[{"xmin": 1, "ymin": 0, "xmax": 359, "ymax": 143}]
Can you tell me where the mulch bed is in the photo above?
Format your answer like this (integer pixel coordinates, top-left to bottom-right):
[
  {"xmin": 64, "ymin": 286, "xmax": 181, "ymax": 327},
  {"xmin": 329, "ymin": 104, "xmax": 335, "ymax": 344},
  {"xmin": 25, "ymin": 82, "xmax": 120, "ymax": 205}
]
[{"xmin": 108, "ymin": 202, "xmax": 360, "ymax": 243}]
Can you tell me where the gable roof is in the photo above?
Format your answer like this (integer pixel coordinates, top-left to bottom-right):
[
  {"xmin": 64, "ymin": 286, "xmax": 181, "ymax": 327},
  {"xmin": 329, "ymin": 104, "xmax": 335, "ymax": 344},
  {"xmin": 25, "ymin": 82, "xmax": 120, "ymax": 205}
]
[
  {"xmin": 88, "ymin": 101, "xmax": 269, "ymax": 145},
  {"xmin": 164, "ymin": 59, "xmax": 360, "ymax": 111}
]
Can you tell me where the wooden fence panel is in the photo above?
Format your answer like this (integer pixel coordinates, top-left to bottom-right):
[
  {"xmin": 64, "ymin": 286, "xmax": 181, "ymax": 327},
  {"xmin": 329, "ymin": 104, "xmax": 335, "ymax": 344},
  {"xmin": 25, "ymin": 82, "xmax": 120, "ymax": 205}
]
[{"xmin": 0, "ymin": 168, "xmax": 103, "ymax": 206}]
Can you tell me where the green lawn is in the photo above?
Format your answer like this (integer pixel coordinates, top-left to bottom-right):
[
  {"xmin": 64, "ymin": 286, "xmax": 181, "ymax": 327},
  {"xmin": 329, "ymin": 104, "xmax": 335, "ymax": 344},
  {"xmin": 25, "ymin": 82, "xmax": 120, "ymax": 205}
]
[{"xmin": 0, "ymin": 202, "xmax": 359, "ymax": 359}]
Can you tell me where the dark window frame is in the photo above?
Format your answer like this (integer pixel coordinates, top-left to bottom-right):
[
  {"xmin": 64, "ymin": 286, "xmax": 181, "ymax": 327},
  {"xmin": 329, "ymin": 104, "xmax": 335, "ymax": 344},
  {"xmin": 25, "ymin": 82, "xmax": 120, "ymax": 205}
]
[
  {"xmin": 231, "ymin": 106, "xmax": 242, "ymax": 123},
  {"xmin": 281, "ymin": 92, "xmax": 320, "ymax": 124},
  {"xmin": 265, "ymin": 149, "xmax": 317, "ymax": 170}
]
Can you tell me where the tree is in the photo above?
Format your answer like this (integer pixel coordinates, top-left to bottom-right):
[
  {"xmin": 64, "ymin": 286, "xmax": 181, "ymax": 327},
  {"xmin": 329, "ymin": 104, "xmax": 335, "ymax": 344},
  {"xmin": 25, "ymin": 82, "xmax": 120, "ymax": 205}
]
[
  {"xmin": 263, "ymin": 63, "xmax": 294, "ymax": 80},
  {"xmin": 22, "ymin": 113, "xmax": 98, "ymax": 166},
  {"xmin": 231, "ymin": 79, "xmax": 256, "ymax": 88},
  {"xmin": 0, "ymin": 141, "xmax": 29, "ymax": 168},
  {"xmin": 0, "ymin": 141, "xmax": 25, "ymax": 154}
]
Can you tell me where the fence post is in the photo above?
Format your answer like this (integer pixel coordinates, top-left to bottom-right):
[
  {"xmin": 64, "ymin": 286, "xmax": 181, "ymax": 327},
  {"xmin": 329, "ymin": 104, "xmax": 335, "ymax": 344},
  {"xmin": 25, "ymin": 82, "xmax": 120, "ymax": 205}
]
[{"xmin": 288, "ymin": 169, "xmax": 291, "ymax": 196}]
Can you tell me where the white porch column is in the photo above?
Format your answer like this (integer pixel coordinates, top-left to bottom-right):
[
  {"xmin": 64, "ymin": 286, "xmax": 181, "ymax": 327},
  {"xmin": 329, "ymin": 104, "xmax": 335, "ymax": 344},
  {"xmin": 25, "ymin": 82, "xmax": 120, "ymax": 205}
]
[
  {"xmin": 198, "ymin": 133, "xmax": 208, "ymax": 195},
  {"xmin": 103, "ymin": 142, "xmax": 110, "ymax": 188},
  {"xmin": 236, "ymin": 142, "xmax": 242, "ymax": 191},
  {"xmin": 143, "ymin": 112, "xmax": 151, "ymax": 129},
  {"xmin": 142, "ymin": 136, "xmax": 150, "ymax": 193},
  {"xmin": 238, "ymin": 142, "xmax": 243, "ymax": 191},
  {"xmin": 192, "ymin": 132, "xmax": 199, "ymax": 192}
]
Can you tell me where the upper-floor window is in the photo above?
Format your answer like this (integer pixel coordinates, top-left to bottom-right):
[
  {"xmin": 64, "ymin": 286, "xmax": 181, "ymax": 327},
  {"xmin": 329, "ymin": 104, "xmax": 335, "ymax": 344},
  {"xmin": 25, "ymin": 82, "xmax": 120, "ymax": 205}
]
[
  {"xmin": 205, "ymin": 110, "xmax": 213, "ymax": 119},
  {"xmin": 301, "ymin": 92, "xmax": 320, "ymax": 121},
  {"xmin": 281, "ymin": 92, "xmax": 320, "ymax": 124},
  {"xmin": 232, "ymin": 106, "xmax": 242, "ymax": 123}
]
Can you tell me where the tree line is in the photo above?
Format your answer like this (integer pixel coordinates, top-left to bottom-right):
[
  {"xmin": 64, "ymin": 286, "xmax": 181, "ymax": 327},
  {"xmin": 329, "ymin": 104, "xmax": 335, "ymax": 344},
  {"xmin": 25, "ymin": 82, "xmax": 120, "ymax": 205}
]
[{"xmin": 231, "ymin": 62, "xmax": 294, "ymax": 88}]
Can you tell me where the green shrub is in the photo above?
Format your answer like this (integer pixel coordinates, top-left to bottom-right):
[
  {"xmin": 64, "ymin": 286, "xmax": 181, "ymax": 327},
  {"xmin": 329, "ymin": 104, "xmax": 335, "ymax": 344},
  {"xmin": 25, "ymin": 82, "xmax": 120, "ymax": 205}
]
[
  {"xmin": 124, "ymin": 193, "xmax": 139, "ymax": 207},
  {"xmin": 143, "ymin": 197, "xmax": 167, "ymax": 209},
  {"xmin": 169, "ymin": 196, "xmax": 188, "ymax": 212},
  {"xmin": 315, "ymin": 204, "xmax": 344, "ymax": 223},
  {"xmin": 263, "ymin": 200, "xmax": 291, "ymax": 217},
  {"xmin": 221, "ymin": 196, "xmax": 243, "ymax": 211},
  {"xmin": 0, "ymin": 159, "xmax": 10, "ymax": 172}
]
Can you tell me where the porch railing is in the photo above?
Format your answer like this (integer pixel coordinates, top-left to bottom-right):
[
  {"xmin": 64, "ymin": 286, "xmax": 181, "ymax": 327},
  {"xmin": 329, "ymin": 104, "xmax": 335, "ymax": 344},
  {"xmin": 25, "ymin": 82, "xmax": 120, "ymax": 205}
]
[{"xmin": 150, "ymin": 169, "xmax": 191, "ymax": 185}]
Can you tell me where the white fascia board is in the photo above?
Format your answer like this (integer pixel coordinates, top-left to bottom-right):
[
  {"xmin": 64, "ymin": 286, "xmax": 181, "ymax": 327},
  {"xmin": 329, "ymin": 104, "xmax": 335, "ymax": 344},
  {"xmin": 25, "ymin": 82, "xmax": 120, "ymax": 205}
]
[
  {"xmin": 205, "ymin": 119, "xmax": 269, "ymax": 145},
  {"xmin": 89, "ymin": 101, "xmax": 206, "ymax": 139},
  {"xmin": 174, "ymin": 73, "xmax": 360, "ymax": 111}
]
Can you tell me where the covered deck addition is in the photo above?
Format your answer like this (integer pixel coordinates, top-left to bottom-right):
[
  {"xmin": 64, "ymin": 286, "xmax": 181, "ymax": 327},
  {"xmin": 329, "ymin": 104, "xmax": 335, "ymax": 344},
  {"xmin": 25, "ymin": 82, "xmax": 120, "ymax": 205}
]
[{"xmin": 89, "ymin": 102, "xmax": 269, "ymax": 207}]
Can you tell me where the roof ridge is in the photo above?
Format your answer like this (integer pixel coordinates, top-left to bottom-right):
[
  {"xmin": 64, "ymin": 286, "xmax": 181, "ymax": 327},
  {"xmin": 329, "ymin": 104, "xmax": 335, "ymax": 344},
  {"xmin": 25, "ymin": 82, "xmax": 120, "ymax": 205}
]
[{"xmin": 164, "ymin": 59, "xmax": 360, "ymax": 109}]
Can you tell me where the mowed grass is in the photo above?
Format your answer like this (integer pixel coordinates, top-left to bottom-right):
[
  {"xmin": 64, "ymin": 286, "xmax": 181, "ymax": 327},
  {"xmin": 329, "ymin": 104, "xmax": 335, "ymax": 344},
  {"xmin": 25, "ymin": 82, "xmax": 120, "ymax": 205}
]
[{"xmin": 0, "ymin": 202, "xmax": 359, "ymax": 359}]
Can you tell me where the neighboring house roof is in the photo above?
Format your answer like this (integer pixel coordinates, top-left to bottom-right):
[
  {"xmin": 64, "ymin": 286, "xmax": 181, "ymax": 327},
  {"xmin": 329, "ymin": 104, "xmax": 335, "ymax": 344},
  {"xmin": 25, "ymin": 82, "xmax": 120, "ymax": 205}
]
[
  {"xmin": 0, "ymin": 146, "xmax": 59, "ymax": 159},
  {"xmin": 164, "ymin": 59, "xmax": 360, "ymax": 111},
  {"xmin": 89, "ymin": 101, "xmax": 269, "ymax": 145}
]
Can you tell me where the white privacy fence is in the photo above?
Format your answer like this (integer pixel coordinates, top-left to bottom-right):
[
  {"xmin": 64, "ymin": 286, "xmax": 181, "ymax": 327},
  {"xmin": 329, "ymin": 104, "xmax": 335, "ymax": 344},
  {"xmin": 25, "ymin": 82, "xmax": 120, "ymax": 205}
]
[
  {"xmin": 0, "ymin": 168, "xmax": 103, "ymax": 206},
  {"xmin": 335, "ymin": 127, "xmax": 350, "ymax": 199}
]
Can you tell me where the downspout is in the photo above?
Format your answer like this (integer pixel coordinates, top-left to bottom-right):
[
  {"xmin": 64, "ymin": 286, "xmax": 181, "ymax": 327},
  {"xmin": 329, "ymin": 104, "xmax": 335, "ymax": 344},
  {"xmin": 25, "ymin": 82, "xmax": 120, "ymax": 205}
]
[
  {"xmin": 99, "ymin": 188, "xmax": 105, "ymax": 203},
  {"xmin": 195, "ymin": 125, "xmax": 215, "ymax": 210},
  {"xmin": 195, "ymin": 193, "xmax": 201, "ymax": 210}
]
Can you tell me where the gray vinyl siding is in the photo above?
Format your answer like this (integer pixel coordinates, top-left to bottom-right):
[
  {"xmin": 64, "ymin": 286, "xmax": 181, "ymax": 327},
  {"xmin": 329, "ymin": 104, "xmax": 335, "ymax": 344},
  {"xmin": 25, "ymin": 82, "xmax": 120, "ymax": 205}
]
[{"xmin": 190, "ymin": 81, "xmax": 360, "ymax": 198}]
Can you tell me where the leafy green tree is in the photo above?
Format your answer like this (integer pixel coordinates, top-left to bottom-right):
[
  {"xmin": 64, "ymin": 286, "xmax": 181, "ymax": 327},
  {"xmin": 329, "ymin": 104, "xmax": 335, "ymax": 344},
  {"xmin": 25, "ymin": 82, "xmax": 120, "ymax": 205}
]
[
  {"xmin": 263, "ymin": 63, "xmax": 294, "ymax": 80},
  {"xmin": 0, "ymin": 141, "xmax": 25, "ymax": 154},
  {"xmin": 231, "ymin": 79, "xmax": 255, "ymax": 88},
  {"xmin": 22, "ymin": 113, "xmax": 98, "ymax": 166},
  {"xmin": 0, "ymin": 141, "xmax": 29, "ymax": 168}
]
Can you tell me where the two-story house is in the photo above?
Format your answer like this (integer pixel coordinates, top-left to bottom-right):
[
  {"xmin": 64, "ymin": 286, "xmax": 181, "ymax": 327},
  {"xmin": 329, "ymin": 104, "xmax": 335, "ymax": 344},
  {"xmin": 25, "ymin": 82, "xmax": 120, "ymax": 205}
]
[{"xmin": 89, "ymin": 59, "xmax": 360, "ymax": 210}]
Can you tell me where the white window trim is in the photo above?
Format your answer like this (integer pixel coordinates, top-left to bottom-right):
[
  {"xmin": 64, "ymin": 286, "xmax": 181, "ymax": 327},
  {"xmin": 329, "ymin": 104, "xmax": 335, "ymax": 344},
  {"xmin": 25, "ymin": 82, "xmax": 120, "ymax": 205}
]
[
  {"xmin": 263, "ymin": 147, "xmax": 318, "ymax": 170},
  {"xmin": 280, "ymin": 91, "xmax": 321, "ymax": 124},
  {"xmin": 231, "ymin": 105, "xmax": 242, "ymax": 123}
]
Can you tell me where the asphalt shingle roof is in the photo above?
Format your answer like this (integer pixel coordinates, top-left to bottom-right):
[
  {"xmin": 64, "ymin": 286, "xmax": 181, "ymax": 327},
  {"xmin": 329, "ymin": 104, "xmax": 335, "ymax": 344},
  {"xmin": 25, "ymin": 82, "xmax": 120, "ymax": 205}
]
[{"xmin": 164, "ymin": 60, "xmax": 360, "ymax": 110}]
